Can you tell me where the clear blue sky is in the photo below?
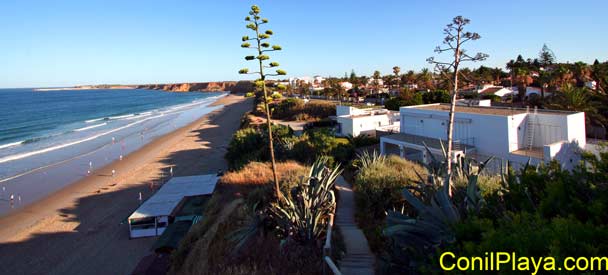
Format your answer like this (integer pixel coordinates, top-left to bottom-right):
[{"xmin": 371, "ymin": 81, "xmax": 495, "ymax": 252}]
[{"xmin": 1, "ymin": 0, "xmax": 607, "ymax": 88}]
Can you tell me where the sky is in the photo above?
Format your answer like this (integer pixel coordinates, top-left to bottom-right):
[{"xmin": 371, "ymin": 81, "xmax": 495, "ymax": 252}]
[{"xmin": 1, "ymin": 0, "xmax": 607, "ymax": 88}]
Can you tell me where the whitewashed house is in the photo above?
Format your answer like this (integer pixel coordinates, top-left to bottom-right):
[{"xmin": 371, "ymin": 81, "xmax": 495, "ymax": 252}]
[
  {"xmin": 336, "ymin": 105, "xmax": 399, "ymax": 137},
  {"xmin": 380, "ymin": 103, "xmax": 586, "ymax": 171}
]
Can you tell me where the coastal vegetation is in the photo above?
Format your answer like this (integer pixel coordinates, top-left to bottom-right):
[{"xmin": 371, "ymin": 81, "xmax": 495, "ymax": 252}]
[
  {"xmin": 239, "ymin": 4, "xmax": 287, "ymax": 200},
  {"xmin": 271, "ymin": 98, "xmax": 336, "ymax": 121},
  {"xmin": 373, "ymin": 148, "xmax": 608, "ymax": 273},
  {"xmin": 169, "ymin": 6, "xmax": 608, "ymax": 275}
]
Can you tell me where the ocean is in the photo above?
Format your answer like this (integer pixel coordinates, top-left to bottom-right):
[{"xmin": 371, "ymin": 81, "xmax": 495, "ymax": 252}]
[{"xmin": 0, "ymin": 88, "xmax": 225, "ymax": 215}]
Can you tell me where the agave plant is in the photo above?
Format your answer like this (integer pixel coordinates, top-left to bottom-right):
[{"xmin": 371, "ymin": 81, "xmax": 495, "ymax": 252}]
[
  {"xmin": 383, "ymin": 143, "xmax": 494, "ymax": 269},
  {"xmin": 453, "ymin": 155, "xmax": 495, "ymax": 213},
  {"xmin": 269, "ymin": 157, "xmax": 342, "ymax": 244},
  {"xmin": 353, "ymin": 150, "xmax": 386, "ymax": 171}
]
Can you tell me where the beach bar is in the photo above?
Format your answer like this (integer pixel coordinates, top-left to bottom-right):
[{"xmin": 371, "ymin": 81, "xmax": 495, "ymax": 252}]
[{"xmin": 128, "ymin": 174, "xmax": 218, "ymax": 239}]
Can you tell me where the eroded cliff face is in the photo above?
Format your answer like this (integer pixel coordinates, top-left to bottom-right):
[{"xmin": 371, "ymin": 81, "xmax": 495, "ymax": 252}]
[{"xmin": 135, "ymin": 81, "xmax": 253, "ymax": 93}]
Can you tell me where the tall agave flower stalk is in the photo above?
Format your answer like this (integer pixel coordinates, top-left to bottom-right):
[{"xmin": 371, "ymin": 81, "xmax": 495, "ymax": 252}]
[{"xmin": 269, "ymin": 157, "xmax": 342, "ymax": 244}]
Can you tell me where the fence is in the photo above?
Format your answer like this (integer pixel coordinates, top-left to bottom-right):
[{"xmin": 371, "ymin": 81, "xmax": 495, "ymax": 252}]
[{"xmin": 322, "ymin": 213, "xmax": 342, "ymax": 275}]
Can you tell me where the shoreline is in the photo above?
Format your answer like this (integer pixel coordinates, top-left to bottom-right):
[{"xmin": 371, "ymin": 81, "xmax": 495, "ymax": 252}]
[
  {"xmin": 0, "ymin": 92, "xmax": 226, "ymax": 215},
  {"xmin": 0, "ymin": 94, "xmax": 252, "ymax": 274}
]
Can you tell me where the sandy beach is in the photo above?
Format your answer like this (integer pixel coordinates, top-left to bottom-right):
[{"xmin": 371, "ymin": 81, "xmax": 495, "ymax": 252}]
[{"xmin": 0, "ymin": 94, "xmax": 252, "ymax": 275}]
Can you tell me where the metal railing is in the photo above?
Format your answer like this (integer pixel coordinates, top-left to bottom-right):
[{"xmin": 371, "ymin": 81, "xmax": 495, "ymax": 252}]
[
  {"xmin": 323, "ymin": 213, "xmax": 342, "ymax": 275},
  {"xmin": 324, "ymin": 256, "xmax": 342, "ymax": 275}
]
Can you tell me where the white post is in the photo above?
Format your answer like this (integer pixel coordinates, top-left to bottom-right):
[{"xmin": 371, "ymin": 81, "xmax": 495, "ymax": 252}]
[
  {"xmin": 155, "ymin": 217, "xmax": 158, "ymax": 236},
  {"xmin": 380, "ymin": 139, "xmax": 386, "ymax": 155},
  {"xmin": 399, "ymin": 145, "xmax": 405, "ymax": 158}
]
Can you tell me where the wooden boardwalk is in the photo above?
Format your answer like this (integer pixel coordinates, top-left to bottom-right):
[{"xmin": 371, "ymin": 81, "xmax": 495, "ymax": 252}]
[{"xmin": 335, "ymin": 176, "xmax": 375, "ymax": 275}]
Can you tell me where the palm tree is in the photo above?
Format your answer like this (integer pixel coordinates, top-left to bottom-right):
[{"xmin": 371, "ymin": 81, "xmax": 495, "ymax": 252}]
[
  {"xmin": 573, "ymin": 61, "xmax": 591, "ymax": 86},
  {"xmin": 417, "ymin": 68, "xmax": 434, "ymax": 90},
  {"xmin": 403, "ymin": 70, "xmax": 416, "ymax": 87},
  {"xmin": 551, "ymin": 65, "xmax": 574, "ymax": 89},
  {"xmin": 549, "ymin": 85, "xmax": 592, "ymax": 111},
  {"xmin": 372, "ymin": 70, "xmax": 382, "ymax": 94},
  {"xmin": 591, "ymin": 59, "xmax": 607, "ymax": 93},
  {"xmin": 549, "ymin": 85, "xmax": 603, "ymax": 127},
  {"xmin": 514, "ymin": 67, "xmax": 532, "ymax": 100},
  {"xmin": 393, "ymin": 66, "xmax": 401, "ymax": 90}
]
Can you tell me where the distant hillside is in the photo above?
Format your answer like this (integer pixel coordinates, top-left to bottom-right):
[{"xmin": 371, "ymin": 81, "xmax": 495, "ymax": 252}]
[{"xmin": 80, "ymin": 81, "xmax": 254, "ymax": 93}]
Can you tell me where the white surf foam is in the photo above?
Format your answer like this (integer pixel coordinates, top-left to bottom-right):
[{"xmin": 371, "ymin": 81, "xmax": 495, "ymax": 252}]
[
  {"xmin": 108, "ymin": 114, "xmax": 135, "ymax": 120},
  {"xmin": 0, "ymin": 141, "xmax": 24, "ymax": 150},
  {"xmin": 0, "ymin": 114, "xmax": 164, "ymax": 164},
  {"xmin": 85, "ymin": 117, "xmax": 107, "ymax": 123},
  {"xmin": 74, "ymin": 123, "xmax": 107, "ymax": 132}
]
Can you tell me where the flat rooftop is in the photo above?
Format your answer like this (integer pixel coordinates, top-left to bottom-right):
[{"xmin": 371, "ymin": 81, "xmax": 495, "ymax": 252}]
[
  {"xmin": 129, "ymin": 174, "xmax": 218, "ymax": 220},
  {"xmin": 410, "ymin": 104, "xmax": 576, "ymax": 116}
]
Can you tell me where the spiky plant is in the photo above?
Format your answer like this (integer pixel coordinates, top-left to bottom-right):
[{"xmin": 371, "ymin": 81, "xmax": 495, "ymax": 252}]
[
  {"xmin": 269, "ymin": 157, "xmax": 342, "ymax": 244},
  {"xmin": 383, "ymin": 144, "xmax": 494, "ymax": 269},
  {"xmin": 354, "ymin": 150, "xmax": 386, "ymax": 171}
]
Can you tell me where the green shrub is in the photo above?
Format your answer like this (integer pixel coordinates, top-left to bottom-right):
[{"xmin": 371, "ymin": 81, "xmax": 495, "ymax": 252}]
[
  {"xmin": 225, "ymin": 128, "xmax": 265, "ymax": 169},
  {"xmin": 287, "ymin": 128, "xmax": 340, "ymax": 165},
  {"xmin": 384, "ymin": 94, "xmax": 423, "ymax": 110},
  {"xmin": 354, "ymin": 155, "xmax": 427, "ymax": 251},
  {"xmin": 444, "ymin": 213, "xmax": 608, "ymax": 268},
  {"xmin": 422, "ymin": 90, "xmax": 450, "ymax": 104},
  {"xmin": 272, "ymin": 98, "xmax": 335, "ymax": 121},
  {"xmin": 480, "ymin": 93, "xmax": 501, "ymax": 102},
  {"xmin": 349, "ymin": 135, "xmax": 379, "ymax": 148},
  {"xmin": 225, "ymin": 125, "xmax": 294, "ymax": 169},
  {"xmin": 271, "ymin": 92, "xmax": 282, "ymax": 99}
]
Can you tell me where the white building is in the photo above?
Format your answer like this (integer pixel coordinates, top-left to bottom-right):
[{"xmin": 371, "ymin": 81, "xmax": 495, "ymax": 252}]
[
  {"xmin": 478, "ymin": 86, "xmax": 513, "ymax": 98},
  {"xmin": 128, "ymin": 174, "xmax": 218, "ymax": 238},
  {"xmin": 380, "ymin": 103, "xmax": 586, "ymax": 171},
  {"xmin": 336, "ymin": 105, "xmax": 400, "ymax": 137},
  {"xmin": 340, "ymin": 81, "xmax": 353, "ymax": 90}
]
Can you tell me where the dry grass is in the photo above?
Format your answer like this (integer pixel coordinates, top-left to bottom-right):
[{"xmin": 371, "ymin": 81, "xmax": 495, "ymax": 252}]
[
  {"xmin": 220, "ymin": 161, "xmax": 307, "ymax": 186},
  {"xmin": 170, "ymin": 196, "xmax": 323, "ymax": 275}
]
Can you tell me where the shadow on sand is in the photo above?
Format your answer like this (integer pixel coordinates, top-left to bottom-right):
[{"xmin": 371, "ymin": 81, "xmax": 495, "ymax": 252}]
[{"xmin": 0, "ymin": 96, "xmax": 252, "ymax": 275}]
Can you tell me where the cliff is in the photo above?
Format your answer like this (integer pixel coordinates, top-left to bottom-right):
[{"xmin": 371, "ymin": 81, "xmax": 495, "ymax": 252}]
[{"xmin": 134, "ymin": 81, "xmax": 253, "ymax": 93}]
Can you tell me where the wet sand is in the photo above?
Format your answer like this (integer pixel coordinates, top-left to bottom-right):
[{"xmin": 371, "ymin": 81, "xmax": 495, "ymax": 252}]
[{"xmin": 0, "ymin": 94, "xmax": 252, "ymax": 275}]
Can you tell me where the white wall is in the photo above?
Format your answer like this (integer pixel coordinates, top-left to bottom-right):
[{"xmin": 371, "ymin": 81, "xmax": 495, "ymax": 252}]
[
  {"xmin": 337, "ymin": 116, "xmax": 353, "ymax": 136},
  {"xmin": 338, "ymin": 114, "xmax": 396, "ymax": 137},
  {"xmin": 399, "ymin": 105, "xmax": 586, "ymax": 169},
  {"xmin": 567, "ymin": 112, "xmax": 586, "ymax": 148},
  {"xmin": 508, "ymin": 113, "xmax": 527, "ymax": 151},
  {"xmin": 400, "ymin": 106, "xmax": 511, "ymax": 158}
]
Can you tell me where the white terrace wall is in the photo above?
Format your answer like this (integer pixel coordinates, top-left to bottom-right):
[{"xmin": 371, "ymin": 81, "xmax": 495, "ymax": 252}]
[
  {"xmin": 400, "ymin": 106, "xmax": 512, "ymax": 158},
  {"xmin": 566, "ymin": 112, "xmax": 586, "ymax": 148},
  {"xmin": 336, "ymin": 105, "xmax": 368, "ymax": 116},
  {"xmin": 349, "ymin": 114, "xmax": 394, "ymax": 137},
  {"xmin": 508, "ymin": 113, "xmax": 528, "ymax": 151}
]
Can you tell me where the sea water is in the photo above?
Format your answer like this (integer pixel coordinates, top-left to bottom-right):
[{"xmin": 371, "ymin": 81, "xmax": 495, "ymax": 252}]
[{"xmin": 0, "ymin": 88, "xmax": 225, "ymax": 215}]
